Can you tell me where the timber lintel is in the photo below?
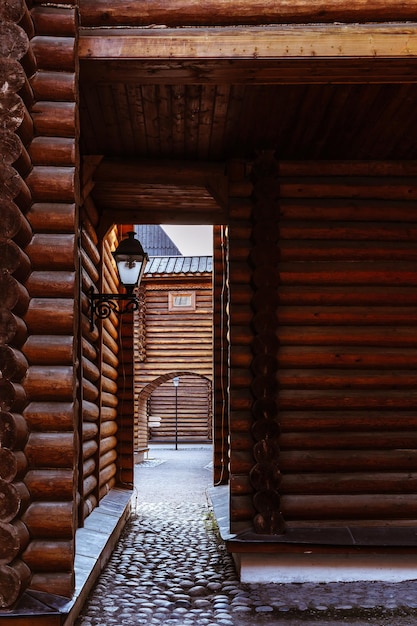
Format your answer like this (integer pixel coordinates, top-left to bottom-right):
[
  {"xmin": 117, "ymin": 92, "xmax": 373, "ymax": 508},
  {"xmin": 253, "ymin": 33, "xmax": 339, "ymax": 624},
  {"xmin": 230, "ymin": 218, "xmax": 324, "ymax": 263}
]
[{"xmin": 79, "ymin": 24, "xmax": 417, "ymax": 61}]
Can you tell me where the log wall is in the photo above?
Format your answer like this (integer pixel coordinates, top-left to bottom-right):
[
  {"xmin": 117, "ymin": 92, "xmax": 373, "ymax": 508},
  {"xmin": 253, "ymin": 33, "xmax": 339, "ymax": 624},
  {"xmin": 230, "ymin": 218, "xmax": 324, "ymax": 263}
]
[
  {"xmin": 134, "ymin": 268, "xmax": 213, "ymax": 457},
  {"xmin": 22, "ymin": 0, "xmax": 79, "ymax": 598},
  {"xmin": 228, "ymin": 157, "xmax": 417, "ymax": 533},
  {"xmin": 0, "ymin": 0, "xmax": 33, "ymax": 606},
  {"xmin": 78, "ymin": 203, "xmax": 128, "ymax": 513},
  {"xmin": 0, "ymin": 0, "xmax": 79, "ymax": 605}
]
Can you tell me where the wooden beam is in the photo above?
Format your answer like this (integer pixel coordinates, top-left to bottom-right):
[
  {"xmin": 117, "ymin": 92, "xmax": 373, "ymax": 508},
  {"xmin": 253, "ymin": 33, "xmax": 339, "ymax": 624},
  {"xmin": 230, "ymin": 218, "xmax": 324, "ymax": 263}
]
[
  {"xmin": 79, "ymin": 58, "xmax": 417, "ymax": 86},
  {"xmin": 79, "ymin": 0, "xmax": 417, "ymax": 28},
  {"xmin": 92, "ymin": 159, "xmax": 229, "ymax": 226},
  {"xmin": 79, "ymin": 24, "xmax": 417, "ymax": 61}
]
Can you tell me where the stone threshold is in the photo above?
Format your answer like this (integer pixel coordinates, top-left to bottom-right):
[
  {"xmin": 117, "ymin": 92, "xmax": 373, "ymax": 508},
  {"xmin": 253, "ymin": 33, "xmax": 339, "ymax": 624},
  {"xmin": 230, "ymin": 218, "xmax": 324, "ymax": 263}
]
[
  {"xmin": 0, "ymin": 488, "xmax": 133, "ymax": 626},
  {"xmin": 208, "ymin": 485, "xmax": 417, "ymax": 583}
]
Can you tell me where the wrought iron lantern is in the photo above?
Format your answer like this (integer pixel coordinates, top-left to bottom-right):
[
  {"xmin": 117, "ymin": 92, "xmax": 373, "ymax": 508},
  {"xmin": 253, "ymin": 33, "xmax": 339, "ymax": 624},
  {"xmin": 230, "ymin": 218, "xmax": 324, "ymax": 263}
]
[{"xmin": 89, "ymin": 231, "xmax": 149, "ymax": 330}]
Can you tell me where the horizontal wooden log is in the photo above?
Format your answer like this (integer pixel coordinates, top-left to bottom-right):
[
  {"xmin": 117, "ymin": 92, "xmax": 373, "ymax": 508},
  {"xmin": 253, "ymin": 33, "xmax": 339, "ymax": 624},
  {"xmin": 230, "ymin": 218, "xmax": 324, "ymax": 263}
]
[
  {"xmin": 101, "ymin": 375, "xmax": 117, "ymax": 395},
  {"xmin": 0, "ymin": 520, "xmax": 29, "ymax": 565},
  {"xmin": 24, "ymin": 366, "xmax": 74, "ymax": 402},
  {"xmin": 279, "ymin": 326, "xmax": 417, "ymax": 348},
  {"xmin": 29, "ymin": 571, "xmax": 74, "ymax": 598},
  {"xmin": 0, "ymin": 58, "xmax": 25, "ymax": 96},
  {"xmin": 25, "ymin": 233, "xmax": 75, "ymax": 269},
  {"xmin": 79, "ymin": 0, "xmax": 417, "ymax": 27},
  {"xmin": 0, "ymin": 23, "xmax": 28, "ymax": 60},
  {"xmin": 280, "ymin": 449, "xmax": 417, "ymax": 473},
  {"xmin": 30, "ymin": 70, "xmax": 76, "ymax": 102},
  {"xmin": 0, "ymin": 559, "xmax": 31, "ymax": 608},
  {"xmin": 279, "ymin": 388, "xmax": 417, "ymax": 410},
  {"xmin": 23, "ymin": 335, "xmax": 73, "ymax": 366},
  {"xmin": 25, "ymin": 433, "xmax": 74, "ymax": 467},
  {"xmin": 279, "ymin": 410, "xmax": 417, "ymax": 432},
  {"xmin": 280, "ymin": 430, "xmax": 417, "ymax": 450},
  {"xmin": 277, "ymin": 346, "xmax": 417, "ymax": 370},
  {"xmin": 99, "ymin": 449, "xmax": 117, "ymax": 471},
  {"xmin": 0, "ymin": 272, "xmax": 29, "ymax": 317},
  {"xmin": 0, "ymin": 480, "xmax": 21, "ymax": 523},
  {"xmin": 101, "ymin": 420, "xmax": 117, "ymax": 437},
  {"xmin": 26, "ymin": 166, "xmax": 75, "ymax": 203},
  {"xmin": 279, "ymin": 369, "xmax": 417, "ymax": 390},
  {"xmin": 0, "ymin": 164, "xmax": 31, "ymax": 209},
  {"xmin": 0, "ymin": 345, "xmax": 28, "ymax": 380},
  {"xmin": 0, "ymin": 132, "xmax": 23, "ymax": 167},
  {"xmin": 101, "ymin": 391, "xmax": 118, "ymax": 408},
  {"xmin": 0, "ymin": 0, "xmax": 25, "ymax": 22},
  {"xmin": 281, "ymin": 494, "xmax": 417, "ymax": 520},
  {"xmin": 26, "ymin": 202, "xmax": 75, "ymax": 232},
  {"xmin": 83, "ymin": 473, "xmax": 97, "ymax": 497},
  {"xmin": 99, "ymin": 462, "xmax": 116, "ymax": 488},
  {"xmin": 82, "ymin": 421, "xmax": 98, "ymax": 440},
  {"xmin": 82, "ymin": 400, "xmax": 100, "ymax": 422},
  {"xmin": 0, "ymin": 412, "xmax": 28, "ymax": 450},
  {"xmin": 0, "ymin": 448, "xmax": 18, "ymax": 482},
  {"xmin": 279, "ymin": 286, "xmax": 417, "ymax": 307},
  {"xmin": 31, "ymin": 102, "xmax": 76, "ymax": 139},
  {"xmin": 24, "ymin": 299, "xmax": 74, "ymax": 334},
  {"xmin": 31, "ymin": 6, "xmax": 77, "ymax": 36},
  {"xmin": 0, "ymin": 199, "xmax": 32, "ymax": 247},
  {"xmin": 100, "ymin": 435, "xmax": 117, "ymax": 455},
  {"xmin": 0, "ymin": 380, "xmax": 26, "ymax": 412},
  {"xmin": 24, "ymin": 469, "xmax": 73, "ymax": 499},
  {"xmin": 83, "ymin": 439, "xmax": 98, "ymax": 460},
  {"xmin": 22, "ymin": 538, "xmax": 73, "ymax": 571},
  {"xmin": 22, "ymin": 501, "xmax": 74, "ymax": 538},
  {"xmin": 81, "ymin": 227, "xmax": 100, "ymax": 265},
  {"xmin": 281, "ymin": 472, "xmax": 417, "ymax": 495},
  {"xmin": 31, "ymin": 36, "xmax": 76, "ymax": 72},
  {"xmin": 29, "ymin": 137, "xmax": 76, "ymax": 166},
  {"xmin": 23, "ymin": 401, "xmax": 75, "ymax": 431},
  {"xmin": 82, "ymin": 377, "xmax": 99, "ymax": 402},
  {"xmin": 25, "ymin": 270, "xmax": 76, "ymax": 298},
  {"xmin": 279, "ymin": 263, "xmax": 417, "ymax": 285}
]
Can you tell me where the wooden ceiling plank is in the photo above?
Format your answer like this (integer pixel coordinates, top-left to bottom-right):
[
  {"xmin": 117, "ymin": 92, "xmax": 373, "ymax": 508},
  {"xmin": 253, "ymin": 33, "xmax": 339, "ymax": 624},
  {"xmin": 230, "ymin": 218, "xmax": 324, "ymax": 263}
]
[
  {"xmin": 112, "ymin": 83, "xmax": 136, "ymax": 155},
  {"xmin": 184, "ymin": 84, "xmax": 201, "ymax": 158},
  {"xmin": 209, "ymin": 84, "xmax": 231, "ymax": 160},
  {"xmin": 156, "ymin": 84, "xmax": 173, "ymax": 158},
  {"xmin": 141, "ymin": 84, "xmax": 162, "ymax": 157},
  {"xmin": 79, "ymin": 25, "xmax": 417, "ymax": 61},
  {"xmin": 126, "ymin": 84, "xmax": 148, "ymax": 154},
  {"xmin": 94, "ymin": 159, "xmax": 225, "ymax": 184},
  {"xmin": 79, "ymin": 0, "xmax": 417, "ymax": 28},
  {"xmin": 171, "ymin": 84, "xmax": 186, "ymax": 157}
]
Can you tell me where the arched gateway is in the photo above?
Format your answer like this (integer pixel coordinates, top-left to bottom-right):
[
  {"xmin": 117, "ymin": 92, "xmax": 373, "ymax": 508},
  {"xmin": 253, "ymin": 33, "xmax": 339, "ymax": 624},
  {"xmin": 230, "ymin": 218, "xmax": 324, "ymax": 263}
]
[{"xmin": 2, "ymin": 1, "xmax": 417, "ymax": 622}]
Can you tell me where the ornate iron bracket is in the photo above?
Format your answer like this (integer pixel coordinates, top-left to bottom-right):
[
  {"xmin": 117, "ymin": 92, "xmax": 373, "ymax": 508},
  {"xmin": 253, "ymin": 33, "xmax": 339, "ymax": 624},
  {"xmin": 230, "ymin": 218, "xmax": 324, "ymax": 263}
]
[{"xmin": 89, "ymin": 287, "xmax": 139, "ymax": 331}]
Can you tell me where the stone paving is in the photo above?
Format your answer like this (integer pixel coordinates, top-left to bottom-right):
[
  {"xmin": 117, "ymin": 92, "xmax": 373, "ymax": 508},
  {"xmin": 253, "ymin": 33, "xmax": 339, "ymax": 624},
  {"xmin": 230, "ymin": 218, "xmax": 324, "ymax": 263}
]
[{"xmin": 74, "ymin": 446, "xmax": 417, "ymax": 626}]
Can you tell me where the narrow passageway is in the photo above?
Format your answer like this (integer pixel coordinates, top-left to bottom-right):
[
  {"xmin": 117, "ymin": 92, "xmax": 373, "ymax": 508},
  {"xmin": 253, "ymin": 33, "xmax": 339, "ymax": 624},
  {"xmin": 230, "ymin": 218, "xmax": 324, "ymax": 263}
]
[{"xmin": 74, "ymin": 446, "xmax": 417, "ymax": 626}]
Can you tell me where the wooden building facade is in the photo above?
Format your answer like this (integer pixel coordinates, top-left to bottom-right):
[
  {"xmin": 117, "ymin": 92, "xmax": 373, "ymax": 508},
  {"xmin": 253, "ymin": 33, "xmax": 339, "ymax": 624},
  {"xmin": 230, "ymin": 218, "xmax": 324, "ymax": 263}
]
[
  {"xmin": 134, "ymin": 255, "xmax": 213, "ymax": 458},
  {"xmin": 2, "ymin": 0, "xmax": 417, "ymax": 620}
]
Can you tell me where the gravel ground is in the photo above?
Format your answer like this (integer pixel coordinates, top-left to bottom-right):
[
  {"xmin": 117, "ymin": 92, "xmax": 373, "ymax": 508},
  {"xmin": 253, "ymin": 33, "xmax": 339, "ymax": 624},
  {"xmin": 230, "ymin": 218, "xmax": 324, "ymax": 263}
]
[{"xmin": 74, "ymin": 445, "xmax": 417, "ymax": 626}]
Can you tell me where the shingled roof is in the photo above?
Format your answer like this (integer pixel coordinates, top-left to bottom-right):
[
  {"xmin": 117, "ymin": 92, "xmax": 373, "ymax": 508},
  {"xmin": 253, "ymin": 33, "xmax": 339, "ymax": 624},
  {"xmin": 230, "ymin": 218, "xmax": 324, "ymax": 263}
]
[
  {"xmin": 145, "ymin": 256, "xmax": 212, "ymax": 275},
  {"xmin": 135, "ymin": 225, "xmax": 181, "ymax": 256}
]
